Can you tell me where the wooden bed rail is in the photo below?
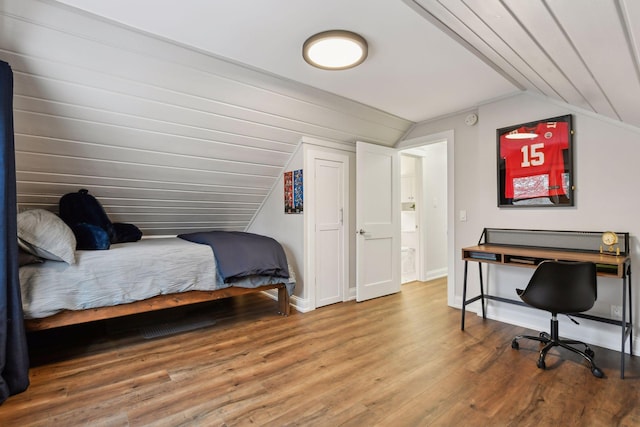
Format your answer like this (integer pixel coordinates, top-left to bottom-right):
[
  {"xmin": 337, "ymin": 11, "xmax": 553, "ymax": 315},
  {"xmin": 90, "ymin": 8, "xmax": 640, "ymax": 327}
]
[{"xmin": 24, "ymin": 283, "xmax": 290, "ymax": 332}]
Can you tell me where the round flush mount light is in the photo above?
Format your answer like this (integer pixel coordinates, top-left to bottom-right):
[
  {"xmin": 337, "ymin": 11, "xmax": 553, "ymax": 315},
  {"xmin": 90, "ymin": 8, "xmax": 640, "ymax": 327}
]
[{"xmin": 303, "ymin": 30, "xmax": 368, "ymax": 70}]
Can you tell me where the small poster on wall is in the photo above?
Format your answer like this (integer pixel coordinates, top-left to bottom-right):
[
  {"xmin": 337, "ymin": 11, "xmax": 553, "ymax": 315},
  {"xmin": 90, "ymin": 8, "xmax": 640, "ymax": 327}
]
[{"xmin": 284, "ymin": 169, "xmax": 303, "ymax": 214}]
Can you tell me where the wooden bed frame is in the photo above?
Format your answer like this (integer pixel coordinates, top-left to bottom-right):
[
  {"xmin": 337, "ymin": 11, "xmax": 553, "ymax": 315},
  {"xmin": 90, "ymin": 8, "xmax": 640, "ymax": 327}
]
[{"xmin": 24, "ymin": 283, "xmax": 290, "ymax": 332}]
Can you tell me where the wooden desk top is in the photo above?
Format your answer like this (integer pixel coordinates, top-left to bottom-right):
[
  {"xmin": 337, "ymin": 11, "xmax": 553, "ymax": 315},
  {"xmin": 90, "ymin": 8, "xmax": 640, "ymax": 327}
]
[{"xmin": 462, "ymin": 244, "xmax": 630, "ymax": 278}]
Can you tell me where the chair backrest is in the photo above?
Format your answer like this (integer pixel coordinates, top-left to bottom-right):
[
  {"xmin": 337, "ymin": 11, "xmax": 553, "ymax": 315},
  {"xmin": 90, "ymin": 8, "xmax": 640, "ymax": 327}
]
[{"xmin": 519, "ymin": 260, "xmax": 597, "ymax": 314}]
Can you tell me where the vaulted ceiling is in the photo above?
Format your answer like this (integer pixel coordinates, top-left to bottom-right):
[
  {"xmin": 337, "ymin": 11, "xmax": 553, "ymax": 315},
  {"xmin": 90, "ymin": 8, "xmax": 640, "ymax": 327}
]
[
  {"xmin": 54, "ymin": 0, "xmax": 640, "ymax": 127},
  {"xmin": 410, "ymin": 0, "xmax": 640, "ymax": 126},
  {"xmin": 50, "ymin": 0, "xmax": 520, "ymax": 123},
  {"xmin": 2, "ymin": 0, "xmax": 639, "ymax": 235}
]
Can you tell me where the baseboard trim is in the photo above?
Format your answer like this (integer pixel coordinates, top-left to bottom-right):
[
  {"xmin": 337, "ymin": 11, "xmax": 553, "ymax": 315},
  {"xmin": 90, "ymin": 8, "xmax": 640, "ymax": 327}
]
[
  {"xmin": 450, "ymin": 297, "xmax": 638, "ymax": 355},
  {"xmin": 261, "ymin": 289, "xmax": 314, "ymax": 313},
  {"xmin": 422, "ymin": 268, "xmax": 447, "ymax": 282}
]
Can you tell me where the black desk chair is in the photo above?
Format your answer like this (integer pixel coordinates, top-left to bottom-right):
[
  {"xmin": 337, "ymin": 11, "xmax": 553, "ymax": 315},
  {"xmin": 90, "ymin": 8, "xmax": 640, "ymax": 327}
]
[{"xmin": 511, "ymin": 260, "xmax": 603, "ymax": 378}]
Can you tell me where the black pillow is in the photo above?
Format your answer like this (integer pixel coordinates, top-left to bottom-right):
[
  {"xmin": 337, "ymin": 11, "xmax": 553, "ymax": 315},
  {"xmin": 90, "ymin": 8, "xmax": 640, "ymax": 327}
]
[
  {"xmin": 112, "ymin": 222, "xmax": 143, "ymax": 244},
  {"xmin": 59, "ymin": 189, "xmax": 115, "ymax": 242},
  {"xmin": 59, "ymin": 189, "xmax": 143, "ymax": 249}
]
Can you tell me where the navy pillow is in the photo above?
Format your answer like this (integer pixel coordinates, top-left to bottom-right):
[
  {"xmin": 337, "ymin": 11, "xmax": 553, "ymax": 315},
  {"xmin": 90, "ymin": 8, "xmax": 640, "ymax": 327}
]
[{"xmin": 72, "ymin": 223, "xmax": 110, "ymax": 250}]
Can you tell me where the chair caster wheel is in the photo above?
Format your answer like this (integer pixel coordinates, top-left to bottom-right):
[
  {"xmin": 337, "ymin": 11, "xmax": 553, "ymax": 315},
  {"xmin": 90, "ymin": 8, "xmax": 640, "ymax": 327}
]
[
  {"xmin": 585, "ymin": 348, "xmax": 595, "ymax": 357},
  {"xmin": 592, "ymin": 367, "xmax": 604, "ymax": 378},
  {"xmin": 511, "ymin": 340, "xmax": 519, "ymax": 350},
  {"xmin": 537, "ymin": 359, "xmax": 546, "ymax": 370}
]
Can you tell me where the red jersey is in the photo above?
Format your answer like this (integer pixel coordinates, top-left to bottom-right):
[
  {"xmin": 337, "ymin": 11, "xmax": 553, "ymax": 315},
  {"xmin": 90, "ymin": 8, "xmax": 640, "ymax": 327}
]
[{"xmin": 500, "ymin": 121, "xmax": 569, "ymax": 200}]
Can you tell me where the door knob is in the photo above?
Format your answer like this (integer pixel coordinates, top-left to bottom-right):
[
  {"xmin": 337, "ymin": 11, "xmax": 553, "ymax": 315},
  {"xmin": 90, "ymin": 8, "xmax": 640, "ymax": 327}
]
[{"xmin": 357, "ymin": 229, "xmax": 366, "ymax": 235}]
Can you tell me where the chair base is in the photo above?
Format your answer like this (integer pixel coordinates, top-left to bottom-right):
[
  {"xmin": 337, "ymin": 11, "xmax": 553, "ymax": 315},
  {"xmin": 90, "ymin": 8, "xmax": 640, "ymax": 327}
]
[{"xmin": 511, "ymin": 316, "xmax": 604, "ymax": 378}]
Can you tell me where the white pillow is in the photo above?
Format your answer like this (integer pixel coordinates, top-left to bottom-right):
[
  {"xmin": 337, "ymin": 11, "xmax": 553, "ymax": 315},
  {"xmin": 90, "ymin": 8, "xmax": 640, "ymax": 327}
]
[{"xmin": 17, "ymin": 209, "xmax": 76, "ymax": 264}]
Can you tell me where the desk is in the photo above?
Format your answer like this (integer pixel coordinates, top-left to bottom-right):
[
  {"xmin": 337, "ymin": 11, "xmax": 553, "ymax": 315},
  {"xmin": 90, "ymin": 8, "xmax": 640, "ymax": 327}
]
[{"xmin": 461, "ymin": 244, "xmax": 632, "ymax": 378}]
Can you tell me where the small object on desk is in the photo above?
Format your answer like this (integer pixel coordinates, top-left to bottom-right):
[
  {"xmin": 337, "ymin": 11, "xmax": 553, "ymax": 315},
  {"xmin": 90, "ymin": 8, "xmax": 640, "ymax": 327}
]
[{"xmin": 600, "ymin": 231, "xmax": 620, "ymax": 255}]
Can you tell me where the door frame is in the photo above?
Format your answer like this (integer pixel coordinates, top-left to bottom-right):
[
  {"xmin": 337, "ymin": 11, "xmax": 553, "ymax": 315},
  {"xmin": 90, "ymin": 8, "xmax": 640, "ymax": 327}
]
[{"xmin": 395, "ymin": 130, "xmax": 455, "ymax": 307}]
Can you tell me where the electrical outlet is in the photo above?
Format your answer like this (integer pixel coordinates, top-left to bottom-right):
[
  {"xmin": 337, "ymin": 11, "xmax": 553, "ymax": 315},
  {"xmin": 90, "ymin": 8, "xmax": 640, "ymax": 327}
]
[{"xmin": 611, "ymin": 305, "xmax": 623, "ymax": 319}]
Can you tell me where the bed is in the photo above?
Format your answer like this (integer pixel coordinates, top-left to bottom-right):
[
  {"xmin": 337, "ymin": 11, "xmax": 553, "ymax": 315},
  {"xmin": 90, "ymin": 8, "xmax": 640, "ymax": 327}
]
[{"xmin": 17, "ymin": 210, "xmax": 295, "ymax": 332}]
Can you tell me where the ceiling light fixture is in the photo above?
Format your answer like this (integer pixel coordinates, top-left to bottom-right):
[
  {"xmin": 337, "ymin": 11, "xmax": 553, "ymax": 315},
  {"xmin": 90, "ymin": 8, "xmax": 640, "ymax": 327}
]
[{"xmin": 303, "ymin": 30, "xmax": 368, "ymax": 70}]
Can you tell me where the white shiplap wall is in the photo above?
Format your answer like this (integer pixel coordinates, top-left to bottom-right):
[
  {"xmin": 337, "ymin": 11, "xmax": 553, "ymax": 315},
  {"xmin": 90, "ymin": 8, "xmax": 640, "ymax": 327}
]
[
  {"xmin": 409, "ymin": 0, "xmax": 640, "ymax": 129},
  {"xmin": 1, "ymin": 0, "xmax": 412, "ymax": 235}
]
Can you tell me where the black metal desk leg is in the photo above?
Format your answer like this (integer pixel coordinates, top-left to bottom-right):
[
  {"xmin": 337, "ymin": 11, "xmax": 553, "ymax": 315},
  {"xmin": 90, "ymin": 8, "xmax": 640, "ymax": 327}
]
[
  {"xmin": 628, "ymin": 264, "xmax": 633, "ymax": 357},
  {"xmin": 478, "ymin": 263, "xmax": 486, "ymax": 319},
  {"xmin": 622, "ymin": 274, "xmax": 627, "ymax": 379},
  {"xmin": 461, "ymin": 260, "xmax": 468, "ymax": 331},
  {"xmin": 620, "ymin": 262, "xmax": 632, "ymax": 379}
]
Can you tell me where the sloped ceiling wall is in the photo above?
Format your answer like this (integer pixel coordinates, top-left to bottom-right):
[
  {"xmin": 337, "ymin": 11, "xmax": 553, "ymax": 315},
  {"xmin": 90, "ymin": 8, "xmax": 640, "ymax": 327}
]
[
  {"xmin": 1, "ymin": 0, "xmax": 411, "ymax": 235},
  {"xmin": 409, "ymin": 0, "xmax": 640, "ymax": 128}
]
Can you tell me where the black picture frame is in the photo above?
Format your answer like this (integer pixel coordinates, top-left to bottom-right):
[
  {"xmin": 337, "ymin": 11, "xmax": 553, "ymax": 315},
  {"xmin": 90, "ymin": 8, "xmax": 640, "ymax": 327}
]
[{"xmin": 497, "ymin": 114, "xmax": 574, "ymax": 207}]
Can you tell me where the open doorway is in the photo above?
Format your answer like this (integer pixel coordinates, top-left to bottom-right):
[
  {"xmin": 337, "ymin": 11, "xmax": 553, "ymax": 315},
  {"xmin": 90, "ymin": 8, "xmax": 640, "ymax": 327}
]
[
  {"xmin": 396, "ymin": 129, "xmax": 455, "ymax": 307},
  {"xmin": 400, "ymin": 142, "xmax": 447, "ymax": 284},
  {"xmin": 400, "ymin": 153, "xmax": 420, "ymax": 283}
]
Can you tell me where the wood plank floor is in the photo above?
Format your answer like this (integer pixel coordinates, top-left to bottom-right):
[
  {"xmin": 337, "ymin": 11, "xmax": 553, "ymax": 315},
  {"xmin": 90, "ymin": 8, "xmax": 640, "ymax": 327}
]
[{"xmin": 1, "ymin": 278, "xmax": 638, "ymax": 426}]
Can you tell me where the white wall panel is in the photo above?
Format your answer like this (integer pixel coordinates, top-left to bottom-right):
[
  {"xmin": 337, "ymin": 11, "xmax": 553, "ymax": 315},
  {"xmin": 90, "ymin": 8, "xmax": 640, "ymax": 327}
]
[
  {"xmin": 16, "ymin": 152, "xmax": 278, "ymax": 189},
  {"xmin": 15, "ymin": 133, "xmax": 283, "ymax": 177},
  {"xmin": 17, "ymin": 183, "xmax": 266, "ymax": 205}
]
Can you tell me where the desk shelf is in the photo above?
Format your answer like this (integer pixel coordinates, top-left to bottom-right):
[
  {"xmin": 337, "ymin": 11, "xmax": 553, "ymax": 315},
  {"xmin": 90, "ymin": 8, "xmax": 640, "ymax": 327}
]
[{"xmin": 462, "ymin": 245, "xmax": 627, "ymax": 278}]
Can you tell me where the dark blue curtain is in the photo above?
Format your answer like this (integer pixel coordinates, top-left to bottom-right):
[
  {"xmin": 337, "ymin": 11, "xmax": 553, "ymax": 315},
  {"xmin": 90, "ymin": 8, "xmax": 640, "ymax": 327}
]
[{"xmin": 0, "ymin": 60, "xmax": 30, "ymax": 404}]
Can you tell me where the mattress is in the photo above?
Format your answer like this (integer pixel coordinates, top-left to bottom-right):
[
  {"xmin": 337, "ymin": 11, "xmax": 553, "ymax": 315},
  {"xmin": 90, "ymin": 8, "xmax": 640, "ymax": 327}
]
[{"xmin": 19, "ymin": 237, "xmax": 294, "ymax": 319}]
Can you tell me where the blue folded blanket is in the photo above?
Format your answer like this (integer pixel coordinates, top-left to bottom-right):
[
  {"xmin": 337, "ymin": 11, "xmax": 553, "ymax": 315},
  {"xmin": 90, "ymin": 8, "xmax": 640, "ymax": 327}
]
[{"xmin": 178, "ymin": 231, "xmax": 289, "ymax": 283}]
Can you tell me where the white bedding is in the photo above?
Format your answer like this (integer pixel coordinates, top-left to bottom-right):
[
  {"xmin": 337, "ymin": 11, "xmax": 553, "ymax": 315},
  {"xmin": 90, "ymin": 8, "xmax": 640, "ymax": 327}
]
[{"xmin": 19, "ymin": 237, "xmax": 293, "ymax": 319}]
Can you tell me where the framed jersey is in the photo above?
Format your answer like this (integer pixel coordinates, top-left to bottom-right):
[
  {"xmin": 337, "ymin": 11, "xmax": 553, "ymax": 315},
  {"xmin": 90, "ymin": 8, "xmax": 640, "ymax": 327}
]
[{"xmin": 497, "ymin": 114, "xmax": 574, "ymax": 207}]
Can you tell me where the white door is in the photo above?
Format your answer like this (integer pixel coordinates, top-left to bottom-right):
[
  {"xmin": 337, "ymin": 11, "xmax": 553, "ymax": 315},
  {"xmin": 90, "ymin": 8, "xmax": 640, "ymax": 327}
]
[
  {"xmin": 356, "ymin": 141, "xmax": 401, "ymax": 302},
  {"xmin": 315, "ymin": 157, "xmax": 345, "ymax": 307}
]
